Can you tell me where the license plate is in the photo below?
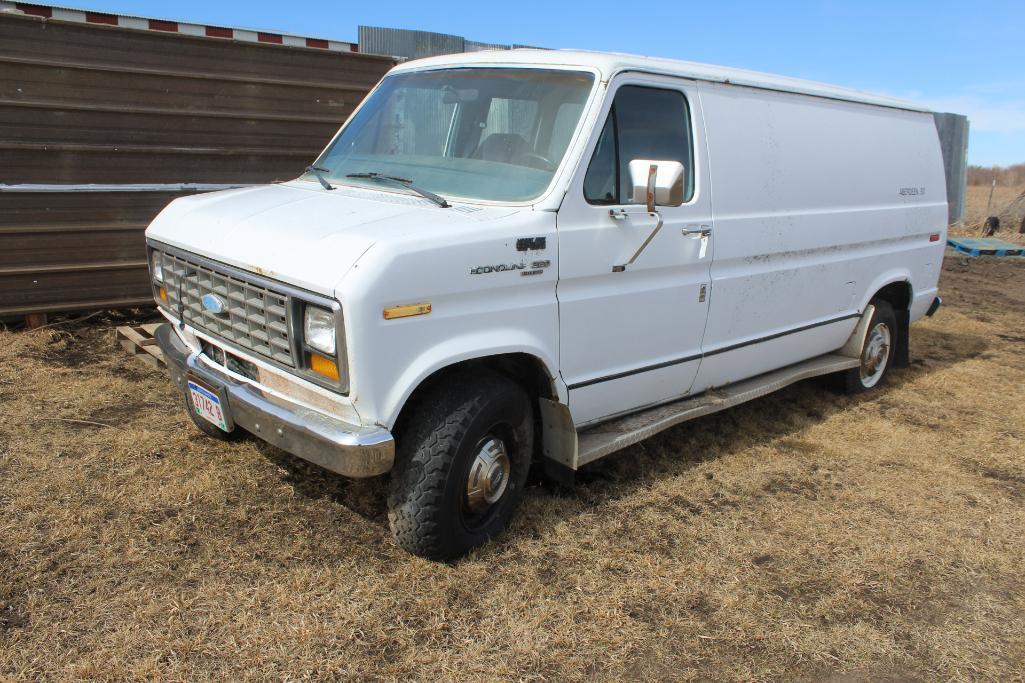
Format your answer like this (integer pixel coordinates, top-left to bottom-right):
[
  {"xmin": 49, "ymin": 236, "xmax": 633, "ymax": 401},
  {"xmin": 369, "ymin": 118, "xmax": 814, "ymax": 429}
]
[{"xmin": 187, "ymin": 379, "xmax": 230, "ymax": 431}]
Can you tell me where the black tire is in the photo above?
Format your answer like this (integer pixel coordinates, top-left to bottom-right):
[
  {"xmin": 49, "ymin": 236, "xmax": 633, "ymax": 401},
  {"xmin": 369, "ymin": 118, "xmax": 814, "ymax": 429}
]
[
  {"xmin": 839, "ymin": 299, "xmax": 898, "ymax": 394},
  {"xmin": 183, "ymin": 389, "xmax": 243, "ymax": 441},
  {"xmin": 388, "ymin": 369, "xmax": 534, "ymax": 561}
]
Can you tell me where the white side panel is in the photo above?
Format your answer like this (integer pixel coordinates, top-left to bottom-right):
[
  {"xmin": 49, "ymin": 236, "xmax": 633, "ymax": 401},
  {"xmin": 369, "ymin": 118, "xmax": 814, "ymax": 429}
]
[
  {"xmin": 694, "ymin": 83, "xmax": 947, "ymax": 391},
  {"xmin": 697, "ymin": 318, "xmax": 854, "ymax": 390},
  {"xmin": 556, "ymin": 74, "xmax": 714, "ymax": 426},
  {"xmin": 340, "ymin": 211, "xmax": 561, "ymax": 429}
]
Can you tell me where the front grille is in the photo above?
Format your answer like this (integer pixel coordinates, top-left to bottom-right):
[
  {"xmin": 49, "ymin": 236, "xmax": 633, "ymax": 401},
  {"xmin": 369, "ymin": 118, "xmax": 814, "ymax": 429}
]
[
  {"xmin": 201, "ymin": 340, "xmax": 260, "ymax": 382},
  {"xmin": 157, "ymin": 250, "xmax": 294, "ymax": 367}
]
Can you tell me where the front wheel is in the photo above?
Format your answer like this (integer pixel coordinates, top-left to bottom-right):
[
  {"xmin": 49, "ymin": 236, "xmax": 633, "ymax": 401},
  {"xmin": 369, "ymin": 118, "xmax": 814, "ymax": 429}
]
[
  {"xmin": 387, "ymin": 370, "xmax": 533, "ymax": 561},
  {"xmin": 839, "ymin": 299, "xmax": 897, "ymax": 394}
]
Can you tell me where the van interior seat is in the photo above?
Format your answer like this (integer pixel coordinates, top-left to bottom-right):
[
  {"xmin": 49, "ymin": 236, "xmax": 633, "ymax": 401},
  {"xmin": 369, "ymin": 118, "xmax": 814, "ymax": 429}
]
[{"xmin": 474, "ymin": 133, "xmax": 531, "ymax": 164}]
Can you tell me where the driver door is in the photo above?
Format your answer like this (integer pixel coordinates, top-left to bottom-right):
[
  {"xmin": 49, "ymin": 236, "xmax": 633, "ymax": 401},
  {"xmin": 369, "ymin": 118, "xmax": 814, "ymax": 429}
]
[{"xmin": 557, "ymin": 76, "xmax": 713, "ymax": 426}]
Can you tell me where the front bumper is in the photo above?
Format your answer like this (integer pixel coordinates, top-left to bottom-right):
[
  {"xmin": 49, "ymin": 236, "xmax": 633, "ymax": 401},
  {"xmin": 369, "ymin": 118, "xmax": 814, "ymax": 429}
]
[{"xmin": 155, "ymin": 324, "xmax": 394, "ymax": 477}]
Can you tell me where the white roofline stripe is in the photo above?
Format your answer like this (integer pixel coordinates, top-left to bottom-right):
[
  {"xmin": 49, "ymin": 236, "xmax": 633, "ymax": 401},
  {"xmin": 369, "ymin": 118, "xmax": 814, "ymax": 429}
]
[{"xmin": 389, "ymin": 48, "xmax": 932, "ymax": 114}]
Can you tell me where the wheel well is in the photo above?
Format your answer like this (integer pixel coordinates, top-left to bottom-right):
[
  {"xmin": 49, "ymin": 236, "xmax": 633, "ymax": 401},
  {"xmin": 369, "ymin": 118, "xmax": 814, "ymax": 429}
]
[
  {"xmin": 872, "ymin": 280, "xmax": 912, "ymax": 311},
  {"xmin": 392, "ymin": 354, "xmax": 557, "ymax": 439},
  {"xmin": 871, "ymin": 281, "xmax": 911, "ymax": 369}
]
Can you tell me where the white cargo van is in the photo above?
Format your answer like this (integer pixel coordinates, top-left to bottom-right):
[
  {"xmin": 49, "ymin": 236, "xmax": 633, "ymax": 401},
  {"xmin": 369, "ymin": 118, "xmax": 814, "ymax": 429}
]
[{"xmin": 147, "ymin": 50, "xmax": 946, "ymax": 559}]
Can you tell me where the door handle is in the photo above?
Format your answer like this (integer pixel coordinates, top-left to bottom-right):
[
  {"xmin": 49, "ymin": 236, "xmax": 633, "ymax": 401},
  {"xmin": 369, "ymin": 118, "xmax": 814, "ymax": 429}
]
[{"xmin": 682, "ymin": 225, "xmax": 711, "ymax": 237}]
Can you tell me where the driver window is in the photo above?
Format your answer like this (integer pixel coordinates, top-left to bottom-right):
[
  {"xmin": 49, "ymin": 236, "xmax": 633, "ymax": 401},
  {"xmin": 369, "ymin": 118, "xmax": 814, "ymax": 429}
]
[
  {"xmin": 583, "ymin": 114, "xmax": 617, "ymax": 203},
  {"xmin": 583, "ymin": 85, "xmax": 694, "ymax": 205}
]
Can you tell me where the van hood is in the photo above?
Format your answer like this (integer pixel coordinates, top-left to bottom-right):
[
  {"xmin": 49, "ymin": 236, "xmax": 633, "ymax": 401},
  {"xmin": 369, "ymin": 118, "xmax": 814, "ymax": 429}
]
[{"xmin": 145, "ymin": 181, "xmax": 512, "ymax": 296}]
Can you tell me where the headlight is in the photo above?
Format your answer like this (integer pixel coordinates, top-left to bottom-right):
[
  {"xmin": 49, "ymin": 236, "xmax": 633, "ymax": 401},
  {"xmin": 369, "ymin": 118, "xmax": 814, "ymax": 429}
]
[
  {"xmin": 304, "ymin": 305, "xmax": 336, "ymax": 356},
  {"xmin": 150, "ymin": 251, "xmax": 164, "ymax": 282}
]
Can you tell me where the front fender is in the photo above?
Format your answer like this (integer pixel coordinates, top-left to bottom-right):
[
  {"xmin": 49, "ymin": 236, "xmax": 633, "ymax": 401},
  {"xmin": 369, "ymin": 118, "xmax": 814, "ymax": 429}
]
[
  {"xmin": 334, "ymin": 208, "xmax": 561, "ymax": 430},
  {"xmin": 378, "ymin": 329, "xmax": 563, "ymax": 429}
]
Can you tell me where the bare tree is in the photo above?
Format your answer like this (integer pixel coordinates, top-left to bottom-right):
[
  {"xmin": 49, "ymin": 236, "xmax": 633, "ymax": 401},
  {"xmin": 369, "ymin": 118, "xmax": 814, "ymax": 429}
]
[{"xmin": 968, "ymin": 163, "xmax": 1025, "ymax": 187}]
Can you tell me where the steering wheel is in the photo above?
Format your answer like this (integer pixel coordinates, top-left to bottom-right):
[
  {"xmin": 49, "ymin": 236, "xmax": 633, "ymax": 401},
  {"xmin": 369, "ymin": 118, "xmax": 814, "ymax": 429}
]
[{"xmin": 518, "ymin": 152, "xmax": 557, "ymax": 172}]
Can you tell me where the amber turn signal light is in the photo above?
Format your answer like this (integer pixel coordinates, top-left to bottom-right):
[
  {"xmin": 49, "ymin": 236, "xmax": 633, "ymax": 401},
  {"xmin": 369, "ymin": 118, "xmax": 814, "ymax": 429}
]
[
  {"xmin": 309, "ymin": 351, "xmax": 340, "ymax": 381},
  {"xmin": 383, "ymin": 302, "xmax": 432, "ymax": 320}
]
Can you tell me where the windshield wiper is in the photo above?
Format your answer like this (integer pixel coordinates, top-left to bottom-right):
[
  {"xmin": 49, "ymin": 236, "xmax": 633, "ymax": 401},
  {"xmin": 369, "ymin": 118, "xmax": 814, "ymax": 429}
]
[
  {"xmin": 305, "ymin": 165, "xmax": 335, "ymax": 191},
  {"xmin": 346, "ymin": 172, "xmax": 450, "ymax": 208}
]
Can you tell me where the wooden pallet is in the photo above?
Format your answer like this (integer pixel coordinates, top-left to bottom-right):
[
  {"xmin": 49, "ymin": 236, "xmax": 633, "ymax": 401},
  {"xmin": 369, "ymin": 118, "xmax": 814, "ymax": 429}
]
[
  {"xmin": 115, "ymin": 324, "xmax": 165, "ymax": 369},
  {"xmin": 947, "ymin": 237, "xmax": 1025, "ymax": 257}
]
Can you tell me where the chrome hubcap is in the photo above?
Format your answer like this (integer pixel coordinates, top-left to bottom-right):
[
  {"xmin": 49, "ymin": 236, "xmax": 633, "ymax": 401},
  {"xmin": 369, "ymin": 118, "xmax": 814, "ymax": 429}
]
[
  {"xmin": 465, "ymin": 436, "xmax": 510, "ymax": 514},
  {"xmin": 860, "ymin": 322, "xmax": 891, "ymax": 388}
]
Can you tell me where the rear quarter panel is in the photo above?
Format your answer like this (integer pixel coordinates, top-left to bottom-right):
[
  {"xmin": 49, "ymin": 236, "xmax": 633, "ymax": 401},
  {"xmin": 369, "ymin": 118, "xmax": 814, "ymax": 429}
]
[{"xmin": 694, "ymin": 83, "xmax": 946, "ymax": 387}]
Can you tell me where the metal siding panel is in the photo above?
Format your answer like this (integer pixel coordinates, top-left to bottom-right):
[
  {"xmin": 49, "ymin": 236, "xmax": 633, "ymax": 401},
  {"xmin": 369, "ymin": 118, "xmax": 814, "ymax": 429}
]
[
  {"xmin": 2, "ymin": 149, "xmax": 315, "ymax": 184},
  {"xmin": 933, "ymin": 112, "xmax": 969, "ymax": 224},
  {"xmin": 465, "ymin": 40, "xmax": 509, "ymax": 52},
  {"xmin": 1, "ymin": 15, "xmax": 393, "ymax": 84},
  {"xmin": 359, "ymin": 26, "xmax": 465, "ymax": 59},
  {"xmin": 2, "ymin": 61, "xmax": 375, "ymax": 113},
  {"xmin": 0, "ymin": 191, "xmax": 180, "ymax": 313},
  {"xmin": 0, "ymin": 13, "xmax": 395, "ymax": 316},
  {"xmin": 1, "ymin": 105, "xmax": 339, "ymax": 149},
  {"xmin": 0, "ymin": 264, "xmax": 153, "ymax": 313}
]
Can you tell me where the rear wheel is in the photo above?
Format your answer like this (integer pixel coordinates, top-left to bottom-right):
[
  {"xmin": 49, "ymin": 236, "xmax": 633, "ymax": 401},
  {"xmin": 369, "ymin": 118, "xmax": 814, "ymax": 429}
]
[
  {"xmin": 840, "ymin": 300, "xmax": 897, "ymax": 394},
  {"xmin": 388, "ymin": 370, "xmax": 533, "ymax": 561}
]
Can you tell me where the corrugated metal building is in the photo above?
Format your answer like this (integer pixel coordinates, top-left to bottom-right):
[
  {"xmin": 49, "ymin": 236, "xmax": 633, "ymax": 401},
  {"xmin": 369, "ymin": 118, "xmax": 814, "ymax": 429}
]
[
  {"xmin": 358, "ymin": 25, "xmax": 543, "ymax": 60},
  {"xmin": 0, "ymin": 4, "xmax": 394, "ymax": 320}
]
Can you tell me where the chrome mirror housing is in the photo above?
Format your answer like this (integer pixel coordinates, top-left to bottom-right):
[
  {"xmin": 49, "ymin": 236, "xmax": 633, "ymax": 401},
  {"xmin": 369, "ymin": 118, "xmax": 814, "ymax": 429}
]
[{"xmin": 628, "ymin": 159, "xmax": 685, "ymax": 211}]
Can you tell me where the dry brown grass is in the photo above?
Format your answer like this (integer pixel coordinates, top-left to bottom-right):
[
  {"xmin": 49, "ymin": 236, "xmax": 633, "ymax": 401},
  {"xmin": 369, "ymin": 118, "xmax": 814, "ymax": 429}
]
[
  {"xmin": 958, "ymin": 183, "xmax": 1025, "ymax": 239},
  {"xmin": 2, "ymin": 256, "xmax": 1025, "ymax": 680}
]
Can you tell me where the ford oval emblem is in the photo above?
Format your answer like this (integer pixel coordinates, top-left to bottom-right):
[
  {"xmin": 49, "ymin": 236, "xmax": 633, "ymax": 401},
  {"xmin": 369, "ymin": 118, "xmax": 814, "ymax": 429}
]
[{"xmin": 201, "ymin": 293, "xmax": 226, "ymax": 315}]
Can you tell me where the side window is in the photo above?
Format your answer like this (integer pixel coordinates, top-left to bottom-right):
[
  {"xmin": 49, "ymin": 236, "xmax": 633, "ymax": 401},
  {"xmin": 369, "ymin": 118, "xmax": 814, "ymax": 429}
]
[
  {"xmin": 583, "ymin": 114, "xmax": 617, "ymax": 204},
  {"xmin": 583, "ymin": 85, "xmax": 694, "ymax": 205}
]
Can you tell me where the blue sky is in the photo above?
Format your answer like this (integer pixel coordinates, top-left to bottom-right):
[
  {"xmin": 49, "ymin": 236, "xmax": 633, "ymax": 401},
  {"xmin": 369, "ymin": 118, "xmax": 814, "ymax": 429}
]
[{"xmin": 80, "ymin": 0, "xmax": 1023, "ymax": 166}]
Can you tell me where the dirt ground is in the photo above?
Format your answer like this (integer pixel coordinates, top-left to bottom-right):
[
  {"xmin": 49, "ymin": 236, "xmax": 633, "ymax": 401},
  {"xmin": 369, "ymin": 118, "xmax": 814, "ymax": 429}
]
[{"xmin": 2, "ymin": 252, "xmax": 1024, "ymax": 681}]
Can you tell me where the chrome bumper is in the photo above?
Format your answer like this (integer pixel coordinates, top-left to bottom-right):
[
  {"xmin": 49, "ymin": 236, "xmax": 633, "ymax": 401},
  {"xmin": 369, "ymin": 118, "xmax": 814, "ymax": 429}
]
[{"xmin": 155, "ymin": 324, "xmax": 394, "ymax": 478}]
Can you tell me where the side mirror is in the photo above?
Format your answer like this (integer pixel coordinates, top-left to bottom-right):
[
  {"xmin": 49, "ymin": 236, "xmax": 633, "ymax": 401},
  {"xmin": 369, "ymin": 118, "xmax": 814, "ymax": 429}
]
[{"xmin": 628, "ymin": 159, "xmax": 685, "ymax": 212}]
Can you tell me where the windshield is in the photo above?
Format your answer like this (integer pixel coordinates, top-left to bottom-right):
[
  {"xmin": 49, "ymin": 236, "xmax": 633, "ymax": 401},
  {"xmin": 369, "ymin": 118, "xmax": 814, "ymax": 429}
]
[{"xmin": 306, "ymin": 68, "xmax": 595, "ymax": 203}]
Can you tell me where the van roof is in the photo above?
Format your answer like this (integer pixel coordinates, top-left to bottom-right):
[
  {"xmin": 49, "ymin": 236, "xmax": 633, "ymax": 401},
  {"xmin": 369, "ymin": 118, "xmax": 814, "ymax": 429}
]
[{"xmin": 389, "ymin": 49, "xmax": 930, "ymax": 113}]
